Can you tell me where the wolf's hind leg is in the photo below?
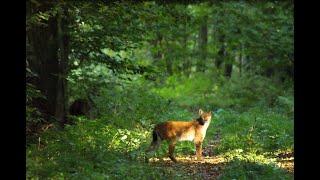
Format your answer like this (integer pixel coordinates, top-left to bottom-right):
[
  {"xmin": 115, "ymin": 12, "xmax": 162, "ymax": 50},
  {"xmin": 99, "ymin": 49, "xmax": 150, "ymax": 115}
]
[
  {"xmin": 145, "ymin": 133, "xmax": 162, "ymax": 163},
  {"xmin": 168, "ymin": 141, "xmax": 177, "ymax": 163}
]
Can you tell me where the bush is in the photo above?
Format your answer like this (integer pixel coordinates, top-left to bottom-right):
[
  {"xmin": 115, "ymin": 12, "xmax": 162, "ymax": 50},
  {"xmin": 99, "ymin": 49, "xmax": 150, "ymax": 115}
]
[
  {"xmin": 26, "ymin": 82, "xmax": 47, "ymax": 141},
  {"xmin": 210, "ymin": 74, "xmax": 285, "ymax": 110},
  {"xmin": 152, "ymin": 72, "xmax": 290, "ymax": 112},
  {"xmin": 90, "ymin": 79, "xmax": 196, "ymax": 129},
  {"xmin": 212, "ymin": 108, "xmax": 293, "ymax": 154}
]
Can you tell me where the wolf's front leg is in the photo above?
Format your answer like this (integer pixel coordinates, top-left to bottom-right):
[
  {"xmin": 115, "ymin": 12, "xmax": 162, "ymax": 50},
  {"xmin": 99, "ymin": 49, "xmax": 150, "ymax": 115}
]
[{"xmin": 195, "ymin": 142, "xmax": 204, "ymax": 161}]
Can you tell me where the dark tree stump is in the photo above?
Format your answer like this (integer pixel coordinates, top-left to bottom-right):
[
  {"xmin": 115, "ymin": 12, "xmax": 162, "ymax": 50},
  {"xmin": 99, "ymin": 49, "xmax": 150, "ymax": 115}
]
[{"xmin": 69, "ymin": 99, "xmax": 91, "ymax": 117}]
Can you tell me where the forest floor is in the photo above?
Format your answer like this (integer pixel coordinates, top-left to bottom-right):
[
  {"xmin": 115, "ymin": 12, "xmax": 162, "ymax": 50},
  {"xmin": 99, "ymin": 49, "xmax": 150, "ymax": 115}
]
[
  {"xmin": 275, "ymin": 152, "xmax": 294, "ymax": 173},
  {"xmin": 149, "ymin": 132, "xmax": 293, "ymax": 179}
]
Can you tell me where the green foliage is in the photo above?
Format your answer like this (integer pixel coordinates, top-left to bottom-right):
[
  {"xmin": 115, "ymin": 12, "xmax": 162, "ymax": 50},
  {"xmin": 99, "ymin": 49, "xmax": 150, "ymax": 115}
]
[
  {"xmin": 152, "ymin": 72, "xmax": 292, "ymax": 111},
  {"xmin": 275, "ymin": 93, "xmax": 294, "ymax": 117},
  {"xmin": 152, "ymin": 73, "xmax": 214, "ymax": 109},
  {"xmin": 212, "ymin": 108, "xmax": 293, "ymax": 154},
  {"xmin": 129, "ymin": 1, "xmax": 294, "ymax": 77},
  {"xmin": 211, "ymin": 74, "xmax": 286, "ymax": 110},
  {"xmin": 67, "ymin": 62, "xmax": 114, "ymax": 101},
  {"xmin": 26, "ymin": 115, "xmax": 194, "ymax": 179},
  {"xmin": 92, "ymin": 84, "xmax": 172, "ymax": 128},
  {"xmin": 27, "ymin": 1, "xmax": 293, "ymax": 179}
]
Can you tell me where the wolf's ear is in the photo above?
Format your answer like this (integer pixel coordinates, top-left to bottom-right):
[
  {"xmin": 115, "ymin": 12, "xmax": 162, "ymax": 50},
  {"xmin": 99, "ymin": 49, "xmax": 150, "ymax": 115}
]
[
  {"xmin": 209, "ymin": 111, "xmax": 212, "ymax": 115},
  {"xmin": 199, "ymin": 109, "xmax": 204, "ymax": 115}
]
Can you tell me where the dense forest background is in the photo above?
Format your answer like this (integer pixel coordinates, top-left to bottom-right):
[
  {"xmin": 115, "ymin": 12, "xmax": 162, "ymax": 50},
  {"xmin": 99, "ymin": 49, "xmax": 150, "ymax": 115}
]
[{"xmin": 26, "ymin": 0, "xmax": 293, "ymax": 179}]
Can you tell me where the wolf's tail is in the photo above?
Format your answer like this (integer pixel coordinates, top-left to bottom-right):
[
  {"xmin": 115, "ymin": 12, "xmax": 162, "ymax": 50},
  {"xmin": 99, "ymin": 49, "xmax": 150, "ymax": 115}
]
[
  {"xmin": 146, "ymin": 129, "xmax": 160, "ymax": 152},
  {"xmin": 145, "ymin": 129, "xmax": 161, "ymax": 162}
]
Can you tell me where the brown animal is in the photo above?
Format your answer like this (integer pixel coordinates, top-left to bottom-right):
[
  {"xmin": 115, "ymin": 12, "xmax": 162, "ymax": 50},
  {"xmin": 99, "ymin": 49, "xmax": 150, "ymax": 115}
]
[{"xmin": 146, "ymin": 109, "xmax": 213, "ymax": 162}]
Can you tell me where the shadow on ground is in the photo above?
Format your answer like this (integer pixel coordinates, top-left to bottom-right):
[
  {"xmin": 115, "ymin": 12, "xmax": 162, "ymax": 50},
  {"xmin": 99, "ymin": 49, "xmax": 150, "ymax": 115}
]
[
  {"xmin": 149, "ymin": 155, "xmax": 227, "ymax": 179},
  {"xmin": 149, "ymin": 153, "xmax": 293, "ymax": 180}
]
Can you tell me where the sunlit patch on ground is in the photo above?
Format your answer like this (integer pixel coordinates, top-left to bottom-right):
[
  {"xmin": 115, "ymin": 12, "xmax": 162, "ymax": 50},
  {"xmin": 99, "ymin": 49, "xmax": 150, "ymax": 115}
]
[
  {"xmin": 146, "ymin": 133, "xmax": 227, "ymax": 179},
  {"xmin": 275, "ymin": 151, "xmax": 294, "ymax": 173},
  {"xmin": 149, "ymin": 155, "xmax": 227, "ymax": 179},
  {"xmin": 149, "ymin": 154, "xmax": 293, "ymax": 179},
  {"xmin": 148, "ymin": 146, "xmax": 294, "ymax": 179},
  {"xmin": 277, "ymin": 158, "xmax": 294, "ymax": 173}
]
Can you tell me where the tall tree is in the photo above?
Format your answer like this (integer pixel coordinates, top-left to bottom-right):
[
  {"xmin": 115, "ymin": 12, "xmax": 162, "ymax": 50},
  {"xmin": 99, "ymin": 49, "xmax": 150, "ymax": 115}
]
[
  {"xmin": 197, "ymin": 15, "xmax": 208, "ymax": 72},
  {"xmin": 27, "ymin": 1, "xmax": 70, "ymax": 125},
  {"xmin": 214, "ymin": 5, "xmax": 225, "ymax": 70},
  {"xmin": 182, "ymin": 10, "xmax": 191, "ymax": 76},
  {"xmin": 216, "ymin": 34, "xmax": 225, "ymax": 69},
  {"xmin": 55, "ymin": 4, "xmax": 70, "ymax": 124},
  {"xmin": 224, "ymin": 57, "xmax": 233, "ymax": 78}
]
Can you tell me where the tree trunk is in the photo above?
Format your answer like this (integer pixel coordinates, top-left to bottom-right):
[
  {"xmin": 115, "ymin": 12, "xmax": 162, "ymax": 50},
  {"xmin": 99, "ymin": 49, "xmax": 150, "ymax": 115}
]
[
  {"xmin": 239, "ymin": 44, "xmax": 244, "ymax": 77},
  {"xmin": 163, "ymin": 39, "xmax": 173, "ymax": 75},
  {"xmin": 239, "ymin": 52, "xmax": 242, "ymax": 77},
  {"xmin": 182, "ymin": 15, "xmax": 191, "ymax": 76},
  {"xmin": 215, "ymin": 6, "xmax": 225, "ymax": 69},
  {"xmin": 216, "ymin": 35, "xmax": 225, "ymax": 69},
  {"xmin": 224, "ymin": 62, "xmax": 233, "ymax": 78},
  {"xmin": 55, "ymin": 5, "xmax": 70, "ymax": 125},
  {"xmin": 27, "ymin": 2, "xmax": 70, "ymax": 125},
  {"xmin": 182, "ymin": 35, "xmax": 191, "ymax": 76},
  {"xmin": 265, "ymin": 68, "xmax": 274, "ymax": 77},
  {"xmin": 197, "ymin": 15, "xmax": 208, "ymax": 72},
  {"xmin": 265, "ymin": 55, "xmax": 274, "ymax": 77},
  {"xmin": 27, "ymin": 19, "xmax": 59, "ymax": 119},
  {"xmin": 223, "ymin": 45, "xmax": 232, "ymax": 78}
]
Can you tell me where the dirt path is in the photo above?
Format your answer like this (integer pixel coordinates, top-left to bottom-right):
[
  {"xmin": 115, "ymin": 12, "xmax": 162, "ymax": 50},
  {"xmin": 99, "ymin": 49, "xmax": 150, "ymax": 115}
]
[
  {"xmin": 149, "ymin": 132, "xmax": 225, "ymax": 179},
  {"xmin": 149, "ymin": 131, "xmax": 293, "ymax": 179},
  {"xmin": 275, "ymin": 152, "xmax": 294, "ymax": 173},
  {"xmin": 150, "ymin": 155, "xmax": 226, "ymax": 179}
]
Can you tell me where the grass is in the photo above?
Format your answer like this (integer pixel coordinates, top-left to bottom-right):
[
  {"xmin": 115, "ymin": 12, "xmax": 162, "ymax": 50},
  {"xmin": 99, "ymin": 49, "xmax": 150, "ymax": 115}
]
[{"xmin": 27, "ymin": 118, "xmax": 183, "ymax": 179}]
